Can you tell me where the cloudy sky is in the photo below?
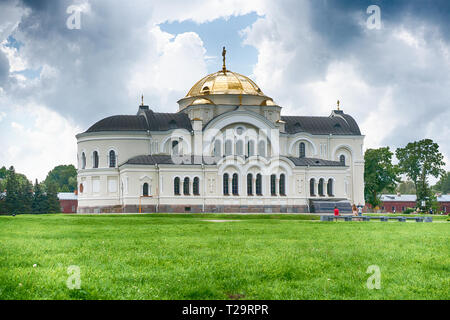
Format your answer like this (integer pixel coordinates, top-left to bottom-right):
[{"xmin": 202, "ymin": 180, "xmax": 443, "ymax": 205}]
[{"xmin": 0, "ymin": 0, "xmax": 449, "ymax": 182}]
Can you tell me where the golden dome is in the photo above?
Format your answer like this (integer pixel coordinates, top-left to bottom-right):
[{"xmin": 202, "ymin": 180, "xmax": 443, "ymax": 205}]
[{"xmin": 185, "ymin": 69, "xmax": 266, "ymax": 98}]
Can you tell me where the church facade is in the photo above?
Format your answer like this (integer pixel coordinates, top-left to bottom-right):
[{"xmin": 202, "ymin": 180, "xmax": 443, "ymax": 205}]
[{"xmin": 76, "ymin": 52, "xmax": 365, "ymax": 213}]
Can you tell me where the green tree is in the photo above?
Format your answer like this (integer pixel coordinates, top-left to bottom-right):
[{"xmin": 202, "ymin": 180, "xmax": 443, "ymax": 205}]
[
  {"xmin": 364, "ymin": 147, "xmax": 400, "ymax": 208},
  {"xmin": 46, "ymin": 181, "xmax": 61, "ymax": 213},
  {"xmin": 44, "ymin": 165, "xmax": 77, "ymax": 192},
  {"xmin": 0, "ymin": 166, "xmax": 7, "ymax": 179},
  {"xmin": 18, "ymin": 179, "xmax": 33, "ymax": 213},
  {"xmin": 396, "ymin": 139, "xmax": 445, "ymax": 211},
  {"xmin": 396, "ymin": 180, "xmax": 416, "ymax": 194},
  {"xmin": 32, "ymin": 179, "xmax": 48, "ymax": 214},
  {"xmin": 433, "ymin": 171, "xmax": 450, "ymax": 194},
  {"xmin": 5, "ymin": 166, "xmax": 20, "ymax": 214}
]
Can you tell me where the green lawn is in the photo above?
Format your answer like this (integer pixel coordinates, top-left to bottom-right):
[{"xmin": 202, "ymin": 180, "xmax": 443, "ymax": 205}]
[{"xmin": 0, "ymin": 214, "xmax": 448, "ymax": 300}]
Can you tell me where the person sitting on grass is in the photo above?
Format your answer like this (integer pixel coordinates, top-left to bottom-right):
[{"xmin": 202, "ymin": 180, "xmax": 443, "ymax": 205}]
[{"xmin": 334, "ymin": 206, "xmax": 339, "ymax": 221}]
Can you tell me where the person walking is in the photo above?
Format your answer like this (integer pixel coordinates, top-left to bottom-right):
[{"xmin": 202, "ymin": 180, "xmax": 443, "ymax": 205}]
[
  {"xmin": 334, "ymin": 206, "xmax": 339, "ymax": 221},
  {"xmin": 357, "ymin": 204, "xmax": 363, "ymax": 216}
]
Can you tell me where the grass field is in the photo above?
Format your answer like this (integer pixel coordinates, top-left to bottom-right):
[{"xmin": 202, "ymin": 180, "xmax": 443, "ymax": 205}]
[{"xmin": 0, "ymin": 213, "xmax": 449, "ymax": 300}]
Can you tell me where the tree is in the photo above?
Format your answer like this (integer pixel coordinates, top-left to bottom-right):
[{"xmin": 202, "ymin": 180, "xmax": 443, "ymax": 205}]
[
  {"xmin": 5, "ymin": 166, "xmax": 20, "ymax": 214},
  {"xmin": 396, "ymin": 139, "xmax": 445, "ymax": 210},
  {"xmin": 364, "ymin": 147, "xmax": 400, "ymax": 208},
  {"xmin": 32, "ymin": 179, "xmax": 48, "ymax": 214},
  {"xmin": 396, "ymin": 180, "xmax": 416, "ymax": 194},
  {"xmin": 46, "ymin": 181, "xmax": 61, "ymax": 213},
  {"xmin": 44, "ymin": 165, "xmax": 77, "ymax": 192},
  {"xmin": 433, "ymin": 171, "xmax": 450, "ymax": 194},
  {"xmin": 0, "ymin": 166, "xmax": 7, "ymax": 179},
  {"xmin": 18, "ymin": 179, "xmax": 33, "ymax": 214}
]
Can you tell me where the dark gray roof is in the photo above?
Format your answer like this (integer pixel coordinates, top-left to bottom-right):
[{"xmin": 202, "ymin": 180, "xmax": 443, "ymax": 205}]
[
  {"xmin": 85, "ymin": 108, "xmax": 192, "ymax": 133},
  {"xmin": 143, "ymin": 110, "xmax": 192, "ymax": 131},
  {"xmin": 286, "ymin": 157, "xmax": 345, "ymax": 167},
  {"xmin": 124, "ymin": 155, "xmax": 343, "ymax": 167},
  {"xmin": 85, "ymin": 115, "xmax": 148, "ymax": 133},
  {"xmin": 124, "ymin": 155, "xmax": 217, "ymax": 166},
  {"xmin": 282, "ymin": 111, "xmax": 361, "ymax": 135}
]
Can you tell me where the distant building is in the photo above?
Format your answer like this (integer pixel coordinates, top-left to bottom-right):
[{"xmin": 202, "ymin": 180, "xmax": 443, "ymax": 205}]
[
  {"xmin": 379, "ymin": 194, "xmax": 450, "ymax": 213},
  {"xmin": 58, "ymin": 192, "xmax": 78, "ymax": 213}
]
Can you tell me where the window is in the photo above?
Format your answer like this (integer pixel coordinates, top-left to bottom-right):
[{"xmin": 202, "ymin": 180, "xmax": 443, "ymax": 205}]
[
  {"xmin": 223, "ymin": 174, "xmax": 229, "ymax": 195},
  {"xmin": 79, "ymin": 183, "xmax": 84, "ymax": 193},
  {"xmin": 279, "ymin": 174, "xmax": 286, "ymax": 196},
  {"xmin": 258, "ymin": 141, "xmax": 266, "ymax": 157},
  {"xmin": 340, "ymin": 155, "xmax": 345, "ymax": 165},
  {"xmin": 214, "ymin": 140, "xmax": 222, "ymax": 158},
  {"xmin": 327, "ymin": 179, "xmax": 333, "ymax": 196},
  {"xmin": 232, "ymin": 173, "xmax": 239, "ymax": 195},
  {"xmin": 193, "ymin": 177, "xmax": 200, "ymax": 195},
  {"xmin": 93, "ymin": 151, "xmax": 99, "ymax": 168},
  {"xmin": 248, "ymin": 141, "xmax": 255, "ymax": 157},
  {"xmin": 299, "ymin": 142, "xmax": 305, "ymax": 158},
  {"xmin": 310, "ymin": 178, "xmax": 315, "ymax": 196},
  {"xmin": 271, "ymin": 174, "xmax": 276, "ymax": 196},
  {"xmin": 318, "ymin": 179, "xmax": 324, "ymax": 196},
  {"xmin": 247, "ymin": 174, "xmax": 253, "ymax": 196},
  {"xmin": 225, "ymin": 140, "xmax": 232, "ymax": 156},
  {"xmin": 81, "ymin": 153, "xmax": 86, "ymax": 169},
  {"xmin": 109, "ymin": 150, "xmax": 116, "ymax": 168},
  {"xmin": 143, "ymin": 183, "xmax": 149, "ymax": 196},
  {"xmin": 236, "ymin": 140, "xmax": 244, "ymax": 156},
  {"xmin": 256, "ymin": 174, "xmax": 262, "ymax": 196},
  {"xmin": 174, "ymin": 177, "xmax": 180, "ymax": 195},
  {"xmin": 172, "ymin": 141, "xmax": 179, "ymax": 155},
  {"xmin": 183, "ymin": 177, "xmax": 190, "ymax": 195}
]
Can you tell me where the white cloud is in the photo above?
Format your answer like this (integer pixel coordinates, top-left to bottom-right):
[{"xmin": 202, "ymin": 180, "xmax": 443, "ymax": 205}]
[{"xmin": 0, "ymin": 103, "xmax": 81, "ymax": 182}]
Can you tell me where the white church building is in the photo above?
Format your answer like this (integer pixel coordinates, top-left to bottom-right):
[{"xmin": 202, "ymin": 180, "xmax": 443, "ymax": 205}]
[{"xmin": 76, "ymin": 50, "xmax": 365, "ymax": 213}]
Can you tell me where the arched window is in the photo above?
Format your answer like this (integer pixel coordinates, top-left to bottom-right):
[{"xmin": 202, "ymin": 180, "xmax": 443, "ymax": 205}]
[
  {"xmin": 183, "ymin": 177, "xmax": 190, "ymax": 195},
  {"xmin": 81, "ymin": 152, "xmax": 86, "ymax": 169},
  {"xmin": 258, "ymin": 141, "xmax": 266, "ymax": 157},
  {"xmin": 318, "ymin": 178, "xmax": 324, "ymax": 196},
  {"xmin": 109, "ymin": 150, "xmax": 116, "ymax": 168},
  {"xmin": 236, "ymin": 140, "xmax": 244, "ymax": 156},
  {"xmin": 225, "ymin": 140, "xmax": 232, "ymax": 156},
  {"xmin": 247, "ymin": 174, "xmax": 253, "ymax": 196},
  {"xmin": 299, "ymin": 142, "xmax": 306, "ymax": 158},
  {"xmin": 256, "ymin": 174, "xmax": 262, "ymax": 196},
  {"xmin": 172, "ymin": 141, "xmax": 179, "ymax": 155},
  {"xmin": 193, "ymin": 177, "xmax": 200, "ymax": 195},
  {"xmin": 327, "ymin": 179, "xmax": 333, "ymax": 196},
  {"xmin": 232, "ymin": 173, "xmax": 239, "ymax": 195},
  {"xmin": 310, "ymin": 178, "xmax": 316, "ymax": 196},
  {"xmin": 174, "ymin": 177, "xmax": 180, "ymax": 195},
  {"xmin": 248, "ymin": 141, "xmax": 255, "ymax": 157},
  {"xmin": 143, "ymin": 183, "xmax": 149, "ymax": 196},
  {"xmin": 223, "ymin": 174, "xmax": 229, "ymax": 195},
  {"xmin": 271, "ymin": 174, "xmax": 277, "ymax": 196},
  {"xmin": 279, "ymin": 174, "xmax": 286, "ymax": 196},
  {"xmin": 93, "ymin": 151, "xmax": 99, "ymax": 168},
  {"xmin": 214, "ymin": 140, "xmax": 222, "ymax": 158},
  {"xmin": 340, "ymin": 155, "xmax": 345, "ymax": 165}
]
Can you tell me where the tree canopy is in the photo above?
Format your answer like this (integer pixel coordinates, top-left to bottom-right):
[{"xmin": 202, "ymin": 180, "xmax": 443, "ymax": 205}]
[
  {"xmin": 433, "ymin": 171, "xmax": 450, "ymax": 194},
  {"xmin": 364, "ymin": 147, "xmax": 399, "ymax": 207},
  {"xmin": 44, "ymin": 165, "xmax": 77, "ymax": 192},
  {"xmin": 396, "ymin": 139, "xmax": 445, "ymax": 209}
]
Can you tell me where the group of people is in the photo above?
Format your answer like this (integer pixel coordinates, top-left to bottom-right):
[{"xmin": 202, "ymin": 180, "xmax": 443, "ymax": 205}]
[{"xmin": 333, "ymin": 204, "xmax": 363, "ymax": 221}]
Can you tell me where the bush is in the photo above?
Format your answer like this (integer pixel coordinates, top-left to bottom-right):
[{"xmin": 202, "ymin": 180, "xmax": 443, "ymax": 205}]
[{"xmin": 403, "ymin": 207, "xmax": 416, "ymax": 214}]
